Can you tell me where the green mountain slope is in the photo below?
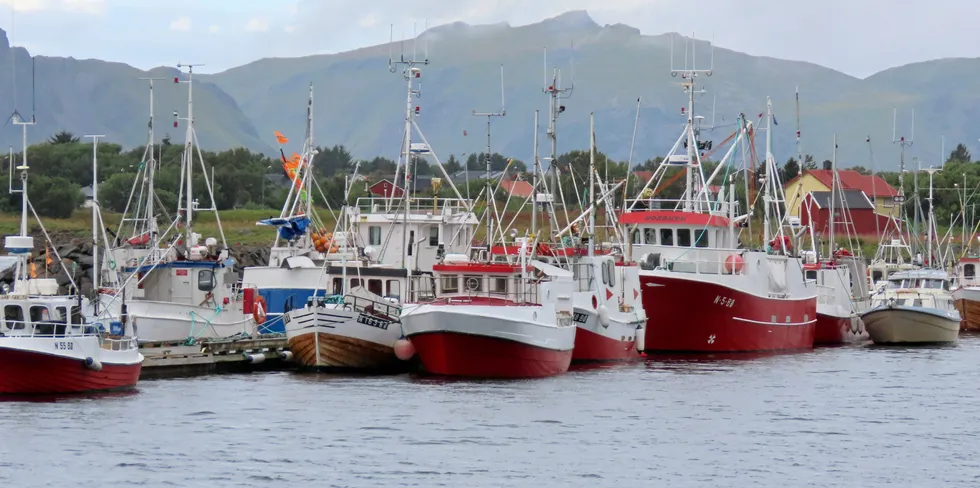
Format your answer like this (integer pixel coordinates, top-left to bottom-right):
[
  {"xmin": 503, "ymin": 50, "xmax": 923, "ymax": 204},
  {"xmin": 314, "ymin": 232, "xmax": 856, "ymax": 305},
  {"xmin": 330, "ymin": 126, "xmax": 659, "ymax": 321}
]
[{"xmin": 0, "ymin": 30, "xmax": 270, "ymax": 154}]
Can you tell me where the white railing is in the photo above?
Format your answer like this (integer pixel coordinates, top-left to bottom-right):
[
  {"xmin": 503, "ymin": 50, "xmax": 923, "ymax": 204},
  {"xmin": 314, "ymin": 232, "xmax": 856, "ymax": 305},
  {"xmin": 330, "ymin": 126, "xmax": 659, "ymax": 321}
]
[
  {"xmin": 2, "ymin": 319, "xmax": 138, "ymax": 351},
  {"xmin": 816, "ymin": 284, "xmax": 836, "ymax": 306},
  {"xmin": 408, "ymin": 274, "xmax": 540, "ymax": 305},
  {"xmin": 354, "ymin": 197, "xmax": 473, "ymax": 216}
]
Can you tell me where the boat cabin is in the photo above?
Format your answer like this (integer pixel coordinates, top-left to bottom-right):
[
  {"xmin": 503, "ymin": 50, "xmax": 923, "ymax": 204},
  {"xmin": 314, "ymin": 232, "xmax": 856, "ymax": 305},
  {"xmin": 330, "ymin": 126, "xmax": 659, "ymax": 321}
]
[
  {"xmin": 412, "ymin": 256, "xmax": 570, "ymax": 306},
  {"xmin": 953, "ymin": 257, "xmax": 980, "ymax": 288},
  {"xmin": 871, "ymin": 269, "xmax": 955, "ymax": 311},
  {"xmin": 122, "ymin": 260, "xmax": 238, "ymax": 308},
  {"xmin": 619, "ymin": 209, "xmax": 741, "ymax": 269},
  {"xmin": 0, "ymin": 297, "xmax": 95, "ymax": 337}
]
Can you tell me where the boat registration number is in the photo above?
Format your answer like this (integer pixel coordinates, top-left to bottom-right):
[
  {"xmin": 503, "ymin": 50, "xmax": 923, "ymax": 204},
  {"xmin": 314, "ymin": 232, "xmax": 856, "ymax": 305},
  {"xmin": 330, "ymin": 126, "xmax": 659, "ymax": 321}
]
[
  {"xmin": 357, "ymin": 314, "xmax": 390, "ymax": 331},
  {"xmin": 54, "ymin": 341, "xmax": 74, "ymax": 351},
  {"xmin": 573, "ymin": 312, "xmax": 589, "ymax": 324},
  {"xmin": 713, "ymin": 295, "xmax": 736, "ymax": 308}
]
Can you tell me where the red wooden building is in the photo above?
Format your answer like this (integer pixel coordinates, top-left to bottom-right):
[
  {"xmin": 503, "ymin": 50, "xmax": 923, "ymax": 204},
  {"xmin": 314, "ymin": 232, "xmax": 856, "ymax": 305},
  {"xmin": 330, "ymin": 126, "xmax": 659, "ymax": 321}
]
[
  {"xmin": 368, "ymin": 179, "xmax": 404, "ymax": 198},
  {"xmin": 800, "ymin": 189, "xmax": 896, "ymax": 237}
]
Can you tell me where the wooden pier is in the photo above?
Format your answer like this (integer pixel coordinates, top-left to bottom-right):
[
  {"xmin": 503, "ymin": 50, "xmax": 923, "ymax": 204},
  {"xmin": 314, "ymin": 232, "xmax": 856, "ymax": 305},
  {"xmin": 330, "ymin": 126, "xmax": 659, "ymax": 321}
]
[{"xmin": 139, "ymin": 334, "xmax": 296, "ymax": 379}]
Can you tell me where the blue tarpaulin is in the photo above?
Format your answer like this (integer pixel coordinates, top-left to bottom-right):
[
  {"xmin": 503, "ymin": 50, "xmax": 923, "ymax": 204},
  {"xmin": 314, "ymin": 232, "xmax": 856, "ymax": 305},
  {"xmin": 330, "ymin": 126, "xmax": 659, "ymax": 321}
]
[{"xmin": 257, "ymin": 215, "xmax": 311, "ymax": 241}]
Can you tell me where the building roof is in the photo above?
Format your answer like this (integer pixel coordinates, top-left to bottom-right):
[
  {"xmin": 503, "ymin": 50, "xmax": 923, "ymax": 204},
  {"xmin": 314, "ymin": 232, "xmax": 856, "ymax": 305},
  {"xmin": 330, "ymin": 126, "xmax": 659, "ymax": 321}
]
[
  {"xmin": 499, "ymin": 179, "xmax": 534, "ymax": 198},
  {"xmin": 633, "ymin": 171, "xmax": 654, "ymax": 183},
  {"xmin": 806, "ymin": 189, "xmax": 875, "ymax": 210},
  {"xmin": 786, "ymin": 169, "xmax": 898, "ymax": 197}
]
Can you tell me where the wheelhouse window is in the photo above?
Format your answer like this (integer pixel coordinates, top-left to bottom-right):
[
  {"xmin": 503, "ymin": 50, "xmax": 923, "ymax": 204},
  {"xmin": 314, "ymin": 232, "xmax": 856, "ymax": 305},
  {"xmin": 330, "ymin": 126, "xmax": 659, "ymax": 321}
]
[
  {"xmin": 966, "ymin": 264, "xmax": 976, "ymax": 278},
  {"xmin": 632, "ymin": 229, "xmax": 641, "ymax": 244},
  {"xmin": 4, "ymin": 304, "xmax": 24, "ymax": 330},
  {"xmin": 644, "ymin": 228, "xmax": 657, "ymax": 245},
  {"xmin": 332, "ymin": 278, "xmax": 343, "ymax": 295},
  {"xmin": 805, "ymin": 270, "xmax": 817, "ymax": 281},
  {"xmin": 369, "ymin": 226, "xmax": 382, "ymax": 246},
  {"xmin": 368, "ymin": 279, "xmax": 383, "ymax": 296},
  {"xmin": 386, "ymin": 280, "xmax": 401, "ymax": 298},
  {"xmin": 677, "ymin": 228, "xmax": 692, "ymax": 247},
  {"xmin": 660, "ymin": 228, "xmax": 674, "ymax": 247},
  {"xmin": 408, "ymin": 231, "xmax": 415, "ymax": 256},
  {"xmin": 198, "ymin": 269, "xmax": 216, "ymax": 292},
  {"xmin": 695, "ymin": 229, "xmax": 709, "ymax": 248},
  {"xmin": 29, "ymin": 305, "xmax": 49, "ymax": 323},
  {"xmin": 429, "ymin": 226, "xmax": 439, "ymax": 246},
  {"xmin": 441, "ymin": 276, "xmax": 459, "ymax": 293},
  {"xmin": 492, "ymin": 278, "xmax": 508, "ymax": 294}
]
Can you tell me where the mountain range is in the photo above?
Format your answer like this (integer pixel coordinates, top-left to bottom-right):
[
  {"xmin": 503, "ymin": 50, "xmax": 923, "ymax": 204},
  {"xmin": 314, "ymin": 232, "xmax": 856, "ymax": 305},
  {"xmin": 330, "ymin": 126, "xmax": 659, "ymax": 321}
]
[{"xmin": 0, "ymin": 10, "xmax": 976, "ymax": 170}]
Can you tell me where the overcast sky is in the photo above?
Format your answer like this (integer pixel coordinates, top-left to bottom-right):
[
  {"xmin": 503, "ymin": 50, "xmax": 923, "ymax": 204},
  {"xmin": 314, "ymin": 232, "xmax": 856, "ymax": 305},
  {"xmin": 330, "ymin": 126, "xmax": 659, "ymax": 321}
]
[{"xmin": 2, "ymin": 0, "xmax": 977, "ymax": 77}]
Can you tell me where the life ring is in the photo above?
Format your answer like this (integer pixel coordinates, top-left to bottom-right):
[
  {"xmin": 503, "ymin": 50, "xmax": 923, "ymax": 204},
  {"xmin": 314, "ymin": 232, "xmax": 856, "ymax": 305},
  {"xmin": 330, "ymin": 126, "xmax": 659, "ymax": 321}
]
[{"xmin": 252, "ymin": 296, "xmax": 267, "ymax": 325}]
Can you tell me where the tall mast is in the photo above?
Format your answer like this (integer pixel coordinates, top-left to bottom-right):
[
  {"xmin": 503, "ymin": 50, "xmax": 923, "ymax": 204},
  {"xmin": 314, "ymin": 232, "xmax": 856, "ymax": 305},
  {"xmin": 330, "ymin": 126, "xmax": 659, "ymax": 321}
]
[
  {"xmin": 892, "ymin": 108, "xmax": 914, "ymax": 243},
  {"xmin": 531, "ymin": 110, "xmax": 539, "ymax": 239},
  {"xmin": 763, "ymin": 97, "xmax": 773, "ymax": 246},
  {"xmin": 85, "ymin": 134, "xmax": 105, "ymax": 291},
  {"xmin": 543, "ymin": 48, "xmax": 573, "ymax": 236},
  {"xmin": 588, "ymin": 112, "xmax": 596, "ymax": 257},
  {"xmin": 472, "ymin": 64, "xmax": 506, "ymax": 252},
  {"xmin": 388, "ymin": 27, "xmax": 428, "ymax": 270},
  {"xmin": 924, "ymin": 166, "xmax": 940, "ymax": 267},
  {"xmin": 9, "ymin": 112, "xmax": 35, "ymax": 283},
  {"xmin": 145, "ymin": 79, "xmax": 158, "ymax": 248},
  {"xmin": 828, "ymin": 134, "xmax": 837, "ymax": 256}
]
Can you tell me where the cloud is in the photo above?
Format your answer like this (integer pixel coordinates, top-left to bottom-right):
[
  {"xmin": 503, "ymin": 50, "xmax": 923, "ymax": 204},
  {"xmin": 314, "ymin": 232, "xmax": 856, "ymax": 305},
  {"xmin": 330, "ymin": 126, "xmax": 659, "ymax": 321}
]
[
  {"xmin": 208, "ymin": 24, "xmax": 220, "ymax": 34},
  {"xmin": 0, "ymin": 0, "xmax": 47, "ymax": 12},
  {"xmin": 169, "ymin": 16, "xmax": 191, "ymax": 31},
  {"xmin": 283, "ymin": 25, "xmax": 296, "ymax": 33},
  {"xmin": 245, "ymin": 18, "xmax": 268, "ymax": 32},
  {"xmin": 61, "ymin": 0, "xmax": 103, "ymax": 14}
]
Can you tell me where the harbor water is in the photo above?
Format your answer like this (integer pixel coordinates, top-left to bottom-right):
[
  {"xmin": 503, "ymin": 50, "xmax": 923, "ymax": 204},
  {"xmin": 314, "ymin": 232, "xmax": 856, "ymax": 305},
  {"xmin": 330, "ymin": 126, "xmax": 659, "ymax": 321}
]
[{"xmin": 3, "ymin": 337, "xmax": 980, "ymax": 487}]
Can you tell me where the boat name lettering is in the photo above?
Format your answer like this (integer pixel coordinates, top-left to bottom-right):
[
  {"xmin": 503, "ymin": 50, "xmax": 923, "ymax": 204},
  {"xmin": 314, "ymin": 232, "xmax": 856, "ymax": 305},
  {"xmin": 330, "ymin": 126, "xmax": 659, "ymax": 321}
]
[
  {"xmin": 357, "ymin": 314, "xmax": 390, "ymax": 330},
  {"xmin": 572, "ymin": 312, "xmax": 589, "ymax": 323},
  {"xmin": 713, "ymin": 295, "xmax": 735, "ymax": 308},
  {"xmin": 643, "ymin": 215, "xmax": 686, "ymax": 222},
  {"xmin": 54, "ymin": 341, "xmax": 74, "ymax": 351}
]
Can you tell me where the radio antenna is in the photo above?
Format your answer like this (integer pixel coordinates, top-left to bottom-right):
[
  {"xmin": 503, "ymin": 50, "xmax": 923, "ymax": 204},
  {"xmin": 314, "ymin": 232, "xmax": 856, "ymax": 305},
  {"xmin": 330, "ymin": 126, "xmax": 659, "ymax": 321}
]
[
  {"xmin": 472, "ymin": 64, "xmax": 507, "ymax": 251},
  {"xmin": 892, "ymin": 107, "xmax": 914, "ymax": 237},
  {"xmin": 542, "ymin": 46, "xmax": 575, "ymax": 236}
]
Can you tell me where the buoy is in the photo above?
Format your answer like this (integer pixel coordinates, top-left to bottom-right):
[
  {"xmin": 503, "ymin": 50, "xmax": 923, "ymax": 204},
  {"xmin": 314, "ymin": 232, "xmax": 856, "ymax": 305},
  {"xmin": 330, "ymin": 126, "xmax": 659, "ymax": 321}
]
[
  {"xmin": 724, "ymin": 254, "xmax": 745, "ymax": 274},
  {"xmin": 597, "ymin": 305, "xmax": 611, "ymax": 328},
  {"xmin": 252, "ymin": 296, "xmax": 267, "ymax": 325},
  {"xmin": 244, "ymin": 353, "xmax": 266, "ymax": 364},
  {"xmin": 279, "ymin": 350, "xmax": 294, "ymax": 361},
  {"xmin": 393, "ymin": 339, "xmax": 415, "ymax": 360},
  {"xmin": 84, "ymin": 357, "xmax": 103, "ymax": 371},
  {"xmin": 634, "ymin": 324, "xmax": 645, "ymax": 353}
]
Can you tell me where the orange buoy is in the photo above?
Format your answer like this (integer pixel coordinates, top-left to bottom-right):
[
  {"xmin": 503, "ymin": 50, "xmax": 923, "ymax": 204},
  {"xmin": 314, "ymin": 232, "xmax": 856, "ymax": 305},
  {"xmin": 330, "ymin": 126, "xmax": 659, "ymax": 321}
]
[
  {"xmin": 724, "ymin": 254, "xmax": 745, "ymax": 274},
  {"xmin": 394, "ymin": 339, "xmax": 415, "ymax": 360}
]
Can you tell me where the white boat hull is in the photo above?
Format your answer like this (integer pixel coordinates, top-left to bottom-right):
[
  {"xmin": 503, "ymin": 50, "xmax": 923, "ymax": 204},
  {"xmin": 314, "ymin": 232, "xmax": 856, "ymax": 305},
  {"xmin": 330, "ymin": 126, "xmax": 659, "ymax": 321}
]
[
  {"xmin": 284, "ymin": 304, "xmax": 403, "ymax": 371},
  {"xmin": 123, "ymin": 300, "xmax": 255, "ymax": 344},
  {"xmin": 861, "ymin": 306, "xmax": 960, "ymax": 344}
]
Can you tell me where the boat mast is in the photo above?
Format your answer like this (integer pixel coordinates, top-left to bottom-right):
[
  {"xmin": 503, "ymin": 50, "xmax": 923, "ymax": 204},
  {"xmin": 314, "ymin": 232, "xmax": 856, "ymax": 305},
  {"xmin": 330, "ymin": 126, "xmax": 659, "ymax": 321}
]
[
  {"xmin": 828, "ymin": 134, "xmax": 837, "ymax": 257},
  {"xmin": 588, "ymin": 112, "xmax": 596, "ymax": 257},
  {"xmin": 543, "ymin": 48, "xmax": 573, "ymax": 237},
  {"xmin": 145, "ymin": 79, "xmax": 159, "ymax": 249},
  {"xmin": 85, "ymin": 134, "xmax": 105, "ymax": 291},
  {"xmin": 892, "ymin": 109, "xmax": 914, "ymax": 246},
  {"xmin": 531, "ymin": 110, "xmax": 540, "ymax": 239},
  {"xmin": 924, "ymin": 166, "xmax": 940, "ymax": 267},
  {"xmin": 472, "ymin": 64, "xmax": 506, "ymax": 255},
  {"xmin": 10, "ymin": 112, "xmax": 34, "ymax": 282}
]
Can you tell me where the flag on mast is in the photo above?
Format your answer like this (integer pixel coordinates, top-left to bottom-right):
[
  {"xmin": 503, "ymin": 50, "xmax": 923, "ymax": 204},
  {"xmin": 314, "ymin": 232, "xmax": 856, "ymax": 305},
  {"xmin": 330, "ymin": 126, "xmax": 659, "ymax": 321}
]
[{"xmin": 274, "ymin": 130, "xmax": 289, "ymax": 145}]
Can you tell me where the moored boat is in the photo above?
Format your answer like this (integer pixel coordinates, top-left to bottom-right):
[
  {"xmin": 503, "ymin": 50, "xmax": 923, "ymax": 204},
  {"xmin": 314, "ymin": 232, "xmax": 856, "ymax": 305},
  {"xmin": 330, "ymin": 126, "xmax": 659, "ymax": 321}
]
[
  {"xmin": 862, "ymin": 269, "xmax": 960, "ymax": 344},
  {"xmin": 951, "ymin": 257, "xmax": 980, "ymax": 332}
]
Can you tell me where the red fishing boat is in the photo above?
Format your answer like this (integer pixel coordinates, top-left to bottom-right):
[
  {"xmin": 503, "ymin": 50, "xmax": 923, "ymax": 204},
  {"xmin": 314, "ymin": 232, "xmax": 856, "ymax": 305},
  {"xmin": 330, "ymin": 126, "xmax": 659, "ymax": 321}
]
[{"xmin": 623, "ymin": 67, "xmax": 816, "ymax": 353}]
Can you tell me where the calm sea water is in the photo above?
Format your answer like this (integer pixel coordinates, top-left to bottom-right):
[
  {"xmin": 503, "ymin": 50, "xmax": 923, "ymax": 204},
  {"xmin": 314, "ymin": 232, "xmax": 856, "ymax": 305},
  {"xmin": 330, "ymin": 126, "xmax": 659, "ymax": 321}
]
[{"xmin": 3, "ymin": 338, "xmax": 980, "ymax": 487}]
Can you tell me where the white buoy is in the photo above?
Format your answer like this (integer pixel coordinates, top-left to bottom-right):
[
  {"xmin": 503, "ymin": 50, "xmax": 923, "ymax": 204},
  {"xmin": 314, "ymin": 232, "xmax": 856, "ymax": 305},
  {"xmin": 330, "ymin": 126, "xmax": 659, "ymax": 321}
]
[
  {"xmin": 597, "ymin": 305, "xmax": 611, "ymax": 328},
  {"xmin": 244, "ymin": 353, "xmax": 266, "ymax": 364},
  {"xmin": 393, "ymin": 339, "xmax": 415, "ymax": 360},
  {"xmin": 634, "ymin": 325, "xmax": 645, "ymax": 353},
  {"xmin": 279, "ymin": 350, "xmax": 294, "ymax": 361},
  {"xmin": 84, "ymin": 357, "xmax": 103, "ymax": 371}
]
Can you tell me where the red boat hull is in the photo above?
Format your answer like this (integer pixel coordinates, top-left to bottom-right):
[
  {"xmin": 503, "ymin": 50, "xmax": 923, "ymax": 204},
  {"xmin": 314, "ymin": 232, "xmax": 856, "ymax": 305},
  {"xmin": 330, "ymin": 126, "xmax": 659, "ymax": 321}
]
[
  {"xmin": 409, "ymin": 332, "xmax": 572, "ymax": 378},
  {"xmin": 640, "ymin": 274, "xmax": 816, "ymax": 352},
  {"xmin": 572, "ymin": 326, "xmax": 641, "ymax": 362},
  {"xmin": 0, "ymin": 348, "xmax": 141, "ymax": 395},
  {"xmin": 813, "ymin": 312, "xmax": 866, "ymax": 345}
]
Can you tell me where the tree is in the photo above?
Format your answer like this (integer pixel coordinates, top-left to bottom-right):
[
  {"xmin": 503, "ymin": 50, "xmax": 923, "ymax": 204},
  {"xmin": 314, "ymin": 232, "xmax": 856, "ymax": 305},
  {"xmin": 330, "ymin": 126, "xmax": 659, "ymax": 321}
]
[
  {"xmin": 443, "ymin": 154, "xmax": 462, "ymax": 174},
  {"xmin": 781, "ymin": 157, "xmax": 800, "ymax": 183},
  {"xmin": 802, "ymin": 154, "xmax": 817, "ymax": 171},
  {"xmin": 948, "ymin": 143, "xmax": 971, "ymax": 163},
  {"xmin": 29, "ymin": 175, "xmax": 82, "ymax": 218},
  {"xmin": 48, "ymin": 131, "xmax": 79, "ymax": 144},
  {"xmin": 849, "ymin": 166, "xmax": 871, "ymax": 175}
]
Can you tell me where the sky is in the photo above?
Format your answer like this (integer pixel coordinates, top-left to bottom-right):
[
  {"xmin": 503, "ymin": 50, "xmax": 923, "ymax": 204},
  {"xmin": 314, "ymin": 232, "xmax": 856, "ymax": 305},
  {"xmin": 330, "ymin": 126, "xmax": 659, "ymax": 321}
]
[{"xmin": 0, "ymin": 0, "xmax": 977, "ymax": 77}]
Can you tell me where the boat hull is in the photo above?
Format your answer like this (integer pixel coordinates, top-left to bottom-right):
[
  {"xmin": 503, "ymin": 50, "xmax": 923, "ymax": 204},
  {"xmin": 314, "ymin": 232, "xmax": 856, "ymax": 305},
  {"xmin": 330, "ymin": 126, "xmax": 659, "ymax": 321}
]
[
  {"xmin": 571, "ymin": 308, "xmax": 643, "ymax": 362},
  {"xmin": 952, "ymin": 287, "xmax": 980, "ymax": 332},
  {"xmin": 401, "ymin": 304, "xmax": 575, "ymax": 378},
  {"xmin": 0, "ymin": 341, "xmax": 142, "ymax": 395},
  {"xmin": 639, "ymin": 274, "xmax": 816, "ymax": 352},
  {"xmin": 814, "ymin": 311, "xmax": 868, "ymax": 345},
  {"xmin": 123, "ymin": 300, "xmax": 254, "ymax": 344},
  {"xmin": 284, "ymin": 306, "xmax": 406, "ymax": 372},
  {"xmin": 861, "ymin": 306, "xmax": 960, "ymax": 344}
]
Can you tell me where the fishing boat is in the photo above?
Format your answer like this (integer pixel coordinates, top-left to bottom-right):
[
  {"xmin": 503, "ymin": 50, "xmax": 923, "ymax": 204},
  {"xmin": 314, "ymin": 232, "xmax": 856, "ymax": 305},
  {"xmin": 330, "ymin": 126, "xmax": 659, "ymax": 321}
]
[
  {"xmin": 103, "ymin": 71, "xmax": 253, "ymax": 345},
  {"xmin": 862, "ymin": 269, "xmax": 960, "ymax": 344},
  {"xmin": 624, "ymin": 65, "xmax": 816, "ymax": 353},
  {"xmin": 952, "ymin": 257, "xmax": 980, "ymax": 332},
  {"xmin": 401, "ymin": 248, "xmax": 576, "ymax": 378},
  {"xmin": 0, "ymin": 115, "xmax": 142, "ymax": 395}
]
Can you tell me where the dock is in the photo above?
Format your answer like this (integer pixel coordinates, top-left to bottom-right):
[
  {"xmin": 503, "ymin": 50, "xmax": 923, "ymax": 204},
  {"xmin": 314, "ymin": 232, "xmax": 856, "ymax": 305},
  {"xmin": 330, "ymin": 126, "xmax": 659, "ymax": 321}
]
[{"xmin": 139, "ymin": 334, "xmax": 296, "ymax": 379}]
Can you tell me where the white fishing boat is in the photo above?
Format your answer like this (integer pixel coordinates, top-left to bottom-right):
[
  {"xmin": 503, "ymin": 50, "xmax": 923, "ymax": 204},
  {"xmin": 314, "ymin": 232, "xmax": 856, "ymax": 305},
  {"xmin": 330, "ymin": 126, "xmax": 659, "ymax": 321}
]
[
  {"xmin": 862, "ymin": 269, "xmax": 960, "ymax": 344},
  {"xmin": 0, "ymin": 116, "xmax": 142, "ymax": 395},
  {"xmin": 862, "ymin": 168, "xmax": 959, "ymax": 344},
  {"xmin": 102, "ymin": 70, "xmax": 253, "ymax": 345}
]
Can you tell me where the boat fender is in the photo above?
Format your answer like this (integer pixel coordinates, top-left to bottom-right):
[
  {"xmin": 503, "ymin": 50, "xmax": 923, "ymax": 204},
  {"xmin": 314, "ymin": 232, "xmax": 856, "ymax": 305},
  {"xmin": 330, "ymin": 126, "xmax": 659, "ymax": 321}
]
[
  {"xmin": 634, "ymin": 324, "xmax": 645, "ymax": 353},
  {"xmin": 597, "ymin": 305, "xmax": 611, "ymax": 328},
  {"xmin": 850, "ymin": 318, "xmax": 861, "ymax": 335},
  {"xmin": 394, "ymin": 338, "xmax": 416, "ymax": 361},
  {"xmin": 279, "ymin": 350, "xmax": 294, "ymax": 362},
  {"xmin": 252, "ymin": 296, "xmax": 267, "ymax": 325},
  {"xmin": 84, "ymin": 357, "xmax": 103, "ymax": 371},
  {"xmin": 244, "ymin": 353, "xmax": 266, "ymax": 364}
]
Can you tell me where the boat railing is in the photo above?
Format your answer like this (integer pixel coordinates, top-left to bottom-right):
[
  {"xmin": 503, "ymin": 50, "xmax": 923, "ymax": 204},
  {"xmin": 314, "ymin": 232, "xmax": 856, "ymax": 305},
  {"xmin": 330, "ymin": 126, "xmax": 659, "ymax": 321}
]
[
  {"xmin": 568, "ymin": 262, "xmax": 596, "ymax": 292},
  {"xmin": 101, "ymin": 336, "xmax": 139, "ymax": 351},
  {"xmin": 343, "ymin": 294, "xmax": 401, "ymax": 320},
  {"xmin": 659, "ymin": 249, "xmax": 748, "ymax": 276},
  {"xmin": 408, "ymin": 274, "xmax": 540, "ymax": 305},
  {"xmin": 7, "ymin": 319, "xmax": 137, "ymax": 351},
  {"xmin": 354, "ymin": 197, "xmax": 473, "ymax": 216},
  {"xmin": 624, "ymin": 198, "xmax": 738, "ymax": 214}
]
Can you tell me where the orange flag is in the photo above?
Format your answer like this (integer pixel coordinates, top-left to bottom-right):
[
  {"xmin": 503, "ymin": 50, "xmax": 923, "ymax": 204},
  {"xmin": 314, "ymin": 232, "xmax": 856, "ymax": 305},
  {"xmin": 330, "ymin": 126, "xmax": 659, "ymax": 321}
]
[{"xmin": 274, "ymin": 130, "xmax": 288, "ymax": 145}]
